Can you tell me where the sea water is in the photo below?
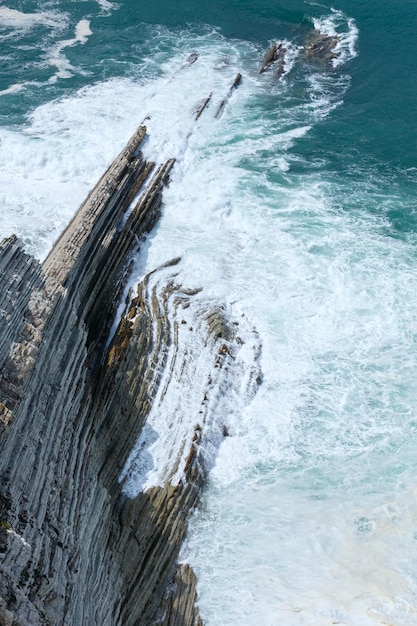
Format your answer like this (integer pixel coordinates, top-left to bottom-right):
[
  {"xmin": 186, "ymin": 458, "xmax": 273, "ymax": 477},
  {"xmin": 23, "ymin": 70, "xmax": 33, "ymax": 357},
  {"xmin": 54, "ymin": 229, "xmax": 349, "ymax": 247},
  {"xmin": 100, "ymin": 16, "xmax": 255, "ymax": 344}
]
[{"xmin": 1, "ymin": 0, "xmax": 417, "ymax": 624}]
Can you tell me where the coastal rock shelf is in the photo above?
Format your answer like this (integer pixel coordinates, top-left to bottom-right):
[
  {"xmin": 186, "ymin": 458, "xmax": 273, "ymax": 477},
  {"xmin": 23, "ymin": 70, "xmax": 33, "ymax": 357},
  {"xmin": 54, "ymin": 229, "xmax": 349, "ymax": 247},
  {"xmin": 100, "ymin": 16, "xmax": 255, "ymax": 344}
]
[{"xmin": 0, "ymin": 126, "xmax": 254, "ymax": 625}]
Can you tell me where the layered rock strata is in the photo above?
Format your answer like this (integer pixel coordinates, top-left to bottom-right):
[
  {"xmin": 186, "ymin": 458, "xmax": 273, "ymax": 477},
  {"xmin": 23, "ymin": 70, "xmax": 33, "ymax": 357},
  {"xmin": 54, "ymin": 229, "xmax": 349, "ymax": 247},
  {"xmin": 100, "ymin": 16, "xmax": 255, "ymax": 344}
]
[{"xmin": 0, "ymin": 126, "xmax": 250, "ymax": 625}]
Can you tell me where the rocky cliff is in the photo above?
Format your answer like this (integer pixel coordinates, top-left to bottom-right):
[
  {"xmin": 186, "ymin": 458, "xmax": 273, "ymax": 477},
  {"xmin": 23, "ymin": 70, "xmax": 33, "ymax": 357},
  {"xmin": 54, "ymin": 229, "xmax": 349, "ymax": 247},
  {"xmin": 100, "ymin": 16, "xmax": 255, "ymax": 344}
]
[{"xmin": 0, "ymin": 126, "xmax": 248, "ymax": 625}]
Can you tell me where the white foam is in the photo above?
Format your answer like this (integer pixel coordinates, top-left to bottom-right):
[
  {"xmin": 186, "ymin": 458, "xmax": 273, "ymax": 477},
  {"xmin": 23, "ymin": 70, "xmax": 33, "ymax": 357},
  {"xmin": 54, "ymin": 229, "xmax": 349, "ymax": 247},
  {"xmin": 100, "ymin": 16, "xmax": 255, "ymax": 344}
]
[
  {"xmin": 183, "ymin": 478, "xmax": 417, "ymax": 625},
  {"xmin": 178, "ymin": 180, "xmax": 417, "ymax": 622},
  {"xmin": 312, "ymin": 9, "xmax": 358, "ymax": 68},
  {"xmin": 75, "ymin": 19, "xmax": 92, "ymax": 42},
  {"xmin": 0, "ymin": 83, "xmax": 24, "ymax": 96},
  {"xmin": 96, "ymin": 0, "xmax": 118, "ymax": 13},
  {"xmin": 45, "ymin": 19, "xmax": 92, "ymax": 81},
  {"xmin": 280, "ymin": 40, "xmax": 299, "ymax": 78},
  {"xmin": 0, "ymin": 78, "xmax": 139, "ymax": 258},
  {"xmin": 0, "ymin": 6, "xmax": 67, "ymax": 31}
]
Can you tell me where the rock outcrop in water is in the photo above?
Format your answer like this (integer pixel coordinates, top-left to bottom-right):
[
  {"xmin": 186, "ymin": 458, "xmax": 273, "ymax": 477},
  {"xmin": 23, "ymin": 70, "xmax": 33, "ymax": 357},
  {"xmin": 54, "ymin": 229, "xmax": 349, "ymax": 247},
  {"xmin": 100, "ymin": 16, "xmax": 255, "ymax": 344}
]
[
  {"xmin": 0, "ymin": 125, "xmax": 249, "ymax": 625},
  {"xmin": 260, "ymin": 42, "xmax": 287, "ymax": 78},
  {"xmin": 259, "ymin": 30, "xmax": 342, "ymax": 81},
  {"xmin": 302, "ymin": 30, "xmax": 341, "ymax": 64}
]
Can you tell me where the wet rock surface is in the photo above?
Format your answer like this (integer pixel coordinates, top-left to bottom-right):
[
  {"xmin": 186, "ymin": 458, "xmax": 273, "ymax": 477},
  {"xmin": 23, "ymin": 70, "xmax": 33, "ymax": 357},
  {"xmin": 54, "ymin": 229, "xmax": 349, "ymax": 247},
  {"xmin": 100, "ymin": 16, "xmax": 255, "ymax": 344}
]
[
  {"xmin": 302, "ymin": 31, "xmax": 341, "ymax": 64},
  {"xmin": 259, "ymin": 42, "xmax": 287, "ymax": 78},
  {"xmin": 0, "ymin": 126, "xmax": 232, "ymax": 625}
]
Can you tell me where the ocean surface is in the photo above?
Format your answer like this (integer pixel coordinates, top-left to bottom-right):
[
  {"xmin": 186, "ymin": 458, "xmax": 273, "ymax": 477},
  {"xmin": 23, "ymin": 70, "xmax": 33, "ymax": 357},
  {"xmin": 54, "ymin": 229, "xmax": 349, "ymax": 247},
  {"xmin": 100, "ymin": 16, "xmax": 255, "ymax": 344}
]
[{"xmin": 1, "ymin": 0, "xmax": 417, "ymax": 623}]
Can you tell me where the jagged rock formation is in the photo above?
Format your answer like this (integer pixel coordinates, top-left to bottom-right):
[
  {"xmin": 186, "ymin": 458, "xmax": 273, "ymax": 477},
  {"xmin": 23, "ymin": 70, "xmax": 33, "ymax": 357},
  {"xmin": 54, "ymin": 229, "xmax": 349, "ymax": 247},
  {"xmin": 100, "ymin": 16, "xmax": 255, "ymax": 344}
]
[
  {"xmin": 259, "ymin": 42, "xmax": 287, "ymax": 78},
  {"xmin": 0, "ymin": 126, "xmax": 251, "ymax": 625},
  {"xmin": 302, "ymin": 30, "xmax": 341, "ymax": 64}
]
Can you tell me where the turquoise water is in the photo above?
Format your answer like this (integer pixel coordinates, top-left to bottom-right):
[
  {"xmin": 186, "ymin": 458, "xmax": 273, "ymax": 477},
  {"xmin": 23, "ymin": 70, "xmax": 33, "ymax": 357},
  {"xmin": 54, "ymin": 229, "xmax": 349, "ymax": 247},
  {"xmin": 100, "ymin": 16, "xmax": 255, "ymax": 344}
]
[{"xmin": 1, "ymin": 0, "xmax": 417, "ymax": 623}]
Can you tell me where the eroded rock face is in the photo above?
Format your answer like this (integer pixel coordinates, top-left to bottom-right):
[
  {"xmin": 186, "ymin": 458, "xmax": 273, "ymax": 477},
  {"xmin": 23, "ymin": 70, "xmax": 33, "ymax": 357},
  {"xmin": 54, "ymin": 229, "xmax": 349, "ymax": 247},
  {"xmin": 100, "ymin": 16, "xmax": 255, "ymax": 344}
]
[
  {"xmin": 0, "ymin": 236, "xmax": 60, "ymax": 416},
  {"xmin": 0, "ymin": 125, "xmax": 261, "ymax": 625}
]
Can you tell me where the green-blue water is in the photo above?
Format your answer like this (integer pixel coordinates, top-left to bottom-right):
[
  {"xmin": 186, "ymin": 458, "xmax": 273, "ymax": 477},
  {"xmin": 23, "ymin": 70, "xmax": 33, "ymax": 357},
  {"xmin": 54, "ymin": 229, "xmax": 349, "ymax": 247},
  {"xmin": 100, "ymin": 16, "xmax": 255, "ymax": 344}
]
[{"xmin": 1, "ymin": 0, "xmax": 417, "ymax": 623}]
